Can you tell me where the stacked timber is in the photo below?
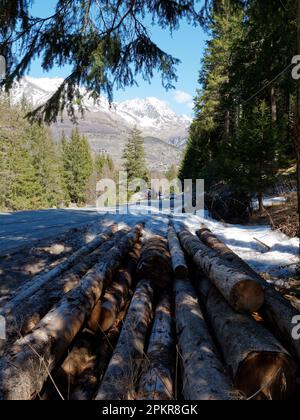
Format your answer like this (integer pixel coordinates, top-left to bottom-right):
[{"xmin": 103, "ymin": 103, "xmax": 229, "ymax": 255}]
[
  {"xmin": 95, "ymin": 278, "xmax": 155, "ymax": 400},
  {"xmin": 0, "ymin": 224, "xmax": 143, "ymax": 400},
  {"xmin": 137, "ymin": 290, "xmax": 175, "ymax": 400},
  {"xmin": 196, "ymin": 225, "xmax": 300, "ymax": 365},
  {"xmin": 0, "ymin": 224, "xmax": 119, "ymax": 347},
  {"xmin": 205, "ymin": 285, "xmax": 297, "ymax": 400},
  {"xmin": 137, "ymin": 235, "xmax": 172, "ymax": 289},
  {"xmin": 167, "ymin": 226, "xmax": 188, "ymax": 279},
  {"xmin": 176, "ymin": 226, "xmax": 264, "ymax": 313},
  {"xmin": 20, "ymin": 229, "xmax": 130, "ymax": 336},
  {"xmin": 71, "ymin": 303, "xmax": 130, "ymax": 400},
  {"xmin": 89, "ymin": 242, "xmax": 141, "ymax": 332},
  {"xmin": 174, "ymin": 278, "xmax": 235, "ymax": 400}
]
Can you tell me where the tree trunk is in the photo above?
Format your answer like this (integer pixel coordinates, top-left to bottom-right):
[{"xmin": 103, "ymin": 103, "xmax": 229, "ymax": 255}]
[
  {"xmin": 271, "ymin": 86, "xmax": 277, "ymax": 123},
  {"xmin": 206, "ymin": 287, "xmax": 297, "ymax": 400},
  {"xmin": 197, "ymin": 225, "xmax": 300, "ymax": 364},
  {"xmin": 167, "ymin": 226, "xmax": 188, "ymax": 279},
  {"xmin": 13, "ymin": 229, "xmax": 129, "ymax": 338},
  {"xmin": 0, "ymin": 225, "xmax": 143, "ymax": 400},
  {"xmin": 88, "ymin": 242, "xmax": 141, "ymax": 332},
  {"xmin": 258, "ymin": 192, "xmax": 264, "ymax": 214},
  {"xmin": 137, "ymin": 235, "xmax": 172, "ymax": 289},
  {"xmin": 71, "ymin": 302, "xmax": 131, "ymax": 400},
  {"xmin": 137, "ymin": 290, "xmax": 175, "ymax": 400},
  {"xmin": 296, "ymin": 0, "xmax": 300, "ymax": 249},
  {"xmin": 174, "ymin": 278, "xmax": 235, "ymax": 400},
  {"xmin": 0, "ymin": 224, "xmax": 117, "ymax": 323},
  {"xmin": 177, "ymin": 227, "xmax": 264, "ymax": 313},
  {"xmin": 95, "ymin": 278, "xmax": 155, "ymax": 400}
]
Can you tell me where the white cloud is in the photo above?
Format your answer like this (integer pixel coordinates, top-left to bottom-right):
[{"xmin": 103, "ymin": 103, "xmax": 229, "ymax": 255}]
[{"xmin": 174, "ymin": 90, "xmax": 193, "ymax": 104}]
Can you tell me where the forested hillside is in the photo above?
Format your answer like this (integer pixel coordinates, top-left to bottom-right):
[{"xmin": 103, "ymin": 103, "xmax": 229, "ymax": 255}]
[
  {"xmin": 180, "ymin": 0, "xmax": 297, "ymax": 219},
  {"xmin": 0, "ymin": 100, "xmax": 116, "ymax": 210}
]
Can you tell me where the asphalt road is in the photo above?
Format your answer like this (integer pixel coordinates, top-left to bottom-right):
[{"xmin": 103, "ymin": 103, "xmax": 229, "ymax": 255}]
[{"xmin": 0, "ymin": 208, "xmax": 104, "ymax": 256}]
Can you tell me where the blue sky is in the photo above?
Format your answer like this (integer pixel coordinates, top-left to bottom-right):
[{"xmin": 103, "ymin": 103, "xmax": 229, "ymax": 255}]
[{"xmin": 29, "ymin": 1, "xmax": 208, "ymax": 116}]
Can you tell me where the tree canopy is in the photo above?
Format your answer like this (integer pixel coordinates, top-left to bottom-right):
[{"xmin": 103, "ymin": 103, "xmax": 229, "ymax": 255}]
[{"xmin": 0, "ymin": 0, "xmax": 217, "ymax": 123}]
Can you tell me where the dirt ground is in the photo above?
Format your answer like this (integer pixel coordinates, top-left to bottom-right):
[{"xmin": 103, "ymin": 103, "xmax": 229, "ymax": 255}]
[
  {"xmin": 0, "ymin": 221, "xmax": 107, "ymax": 307},
  {"xmin": 250, "ymin": 192, "xmax": 299, "ymax": 238}
]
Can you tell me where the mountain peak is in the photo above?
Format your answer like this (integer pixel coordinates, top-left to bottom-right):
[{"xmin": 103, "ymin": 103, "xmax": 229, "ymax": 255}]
[{"xmin": 10, "ymin": 76, "xmax": 191, "ymax": 148}]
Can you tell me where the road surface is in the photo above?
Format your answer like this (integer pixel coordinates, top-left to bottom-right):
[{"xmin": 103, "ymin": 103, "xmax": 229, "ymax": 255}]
[{"xmin": 0, "ymin": 208, "xmax": 104, "ymax": 256}]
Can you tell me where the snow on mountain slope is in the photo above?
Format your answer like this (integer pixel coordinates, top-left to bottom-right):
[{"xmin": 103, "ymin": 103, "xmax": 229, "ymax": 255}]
[{"xmin": 10, "ymin": 77, "xmax": 191, "ymax": 147}]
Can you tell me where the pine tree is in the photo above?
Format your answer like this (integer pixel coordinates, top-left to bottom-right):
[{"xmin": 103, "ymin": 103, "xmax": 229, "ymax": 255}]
[
  {"xmin": 224, "ymin": 101, "xmax": 281, "ymax": 212},
  {"xmin": 122, "ymin": 128, "xmax": 148, "ymax": 184},
  {"xmin": 62, "ymin": 128, "xmax": 93, "ymax": 205},
  {"xmin": 0, "ymin": 1, "xmax": 207, "ymax": 123},
  {"xmin": 25, "ymin": 122, "xmax": 65, "ymax": 208}
]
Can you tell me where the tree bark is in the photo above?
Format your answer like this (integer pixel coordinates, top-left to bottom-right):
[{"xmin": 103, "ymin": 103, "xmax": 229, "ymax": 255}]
[
  {"xmin": 137, "ymin": 235, "xmax": 172, "ymax": 289},
  {"xmin": 174, "ymin": 278, "xmax": 235, "ymax": 400},
  {"xmin": 71, "ymin": 303, "xmax": 131, "ymax": 401},
  {"xmin": 177, "ymin": 227, "xmax": 264, "ymax": 313},
  {"xmin": 137, "ymin": 290, "xmax": 175, "ymax": 400},
  {"xmin": 15, "ymin": 229, "xmax": 129, "ymax": 337},
  {"xmin": 0, "ymin": 224, "xmax": 117, "ymax": 324},
  {"xmin": 0, "ymin": 225, "xmax": 143, "ymax": 400},
  {"xmin": 88, "ymin": 243, "xmax": 141, "ymax": 332},
  {"xmin": 258, "ymin": 192, "xmax": 264, "ymax": 214},
  {"xmin": 296, "ymin": 0, "xmax": 300, "ymax": 249},
  {"xmin": 167, "ymin": 226, "xmax": 188, "ymax": 279},
  {"xmin": 271, "ymin": 86, "xmax": 277, "ymax": 123},
  {"xmin": 95, "ymin": 278, "xmax": 155, "ymax": 400},
  {"xmin": 197, "ymin": 225, "xmax": 300, "ymax": 364},
  {"xmin": 206, "ymin": 287, "xmax": 297, "ymax": 400}
]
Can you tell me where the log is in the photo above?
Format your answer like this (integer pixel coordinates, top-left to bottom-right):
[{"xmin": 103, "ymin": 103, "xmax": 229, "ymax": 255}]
[
  {"xmin": 137, "ymin": 236, "xmax": 172, "ymax": 289},
  {"xmin": 206, "ymin": 286, "xmax": 297, "ymax": 400},
  {"xmin": 40, "ymin": 330, "xmax": 97, "ymax": 400},
  {"xmin": 90, "ymin": 243, "xmax": 141, "ymax": 332},
  {"xmin": 0, "ymin": 224, "xmax": 117, "ymax": 329},
  {"xmin": 167, "ymin": 226, "xmax": 188, "ymax": 279},
  {"xmin": 177, "ymin": 227, "xmax": 264, "ymax": 313},
  {"xmin": 95, "ymin": 278, "xmax": 155, "ymax": 400},
  {"xmin": 15, "ymin": 229, "xmax": 129, "ymax": 337},
  {"xmin": 71, "ymin": 303, "xmax": 131, "ymax": 400},
  {"xmin": 174, "ymin": 278, "xmax": 235, "ymax": 400},
  {"xmin": 137, "ymin": 290, "xmax": 175, "ymax": 400},
  {"xmin": 197, "ymin": 225, "xmax": 300, "ymax": 364},
  {"xmin": 0, "ymin": 224, "xmax": 143, "ymax": 400}
]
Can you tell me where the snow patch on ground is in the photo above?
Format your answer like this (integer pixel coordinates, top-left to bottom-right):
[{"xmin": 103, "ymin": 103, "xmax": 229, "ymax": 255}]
[
  {"xmin": 174, "ymin": 212, "xmax": 299, "ymax": 278},
  {"xmin": 103, "ymin": 203, "xmax": 299, "ymax": 279}
]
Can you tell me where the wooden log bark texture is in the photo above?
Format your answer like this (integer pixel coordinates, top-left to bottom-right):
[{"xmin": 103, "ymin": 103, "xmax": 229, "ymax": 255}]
[
  {"xmin": 137, "ymin": 290, "xmax": 175, "ymax": 400},
  {"xmin": 167, "ymin": 226, "xmax": 188, "ymax": 279},
  {"xmin": 95, "ymin": 278, "xmax": 154, "ymax": 400},
  {"xmin": 0, "ymin": 224, "xmax": 143, "ymax": 400},
  {"xmin": 137, "ymin": 235, "xmax": 172, "ymax": 289},
  {"xmin": 177, "ymin": 227, "xmax": 264, "ymax": 313},
  {"xmin": 197, "ymin": 225, "xmax": 300, "ymax": 365},
  {"xmin": 174, "ymin": 278, "xmax": 235, "ymax": 400},
  {"xmin": 206, "ymin": 286, "xmax": 297, "ymax": 400}
]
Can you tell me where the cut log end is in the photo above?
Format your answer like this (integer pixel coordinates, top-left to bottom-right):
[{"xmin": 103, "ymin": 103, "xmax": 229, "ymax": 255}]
[
  {"xmin": 231, "ymin": 280, "xmax": 265, "ymax": 313},
  {"xmin": 235, "ymin": 352, "xmax": 297, "ymax": 400}
]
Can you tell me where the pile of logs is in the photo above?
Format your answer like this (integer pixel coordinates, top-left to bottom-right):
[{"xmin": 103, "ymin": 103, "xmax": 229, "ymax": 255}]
[{"xmin": 0, "ymin": 219, "xmax": 299, "ymax": 401}]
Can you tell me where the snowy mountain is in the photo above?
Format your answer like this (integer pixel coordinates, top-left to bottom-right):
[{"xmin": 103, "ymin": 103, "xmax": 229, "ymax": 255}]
[
  {"xmin": 11, "ymin": 77, "xmax": 191, "ymax": 144},
  {"xmin": 10, "ymin": 77, "xmax": 192, "ymax": 170}
]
